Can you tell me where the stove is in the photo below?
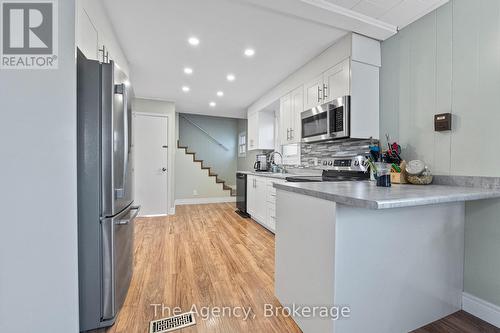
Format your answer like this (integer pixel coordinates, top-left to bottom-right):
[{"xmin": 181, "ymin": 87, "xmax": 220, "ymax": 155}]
[{"xmin": 285, "ymin": 156, "xmax": 370, "ymax": 183}]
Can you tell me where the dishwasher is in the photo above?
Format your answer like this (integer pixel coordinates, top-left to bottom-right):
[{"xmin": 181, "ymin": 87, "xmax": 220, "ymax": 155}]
[{"xmin": 235, "ymin": 172, "xmax": 250, "ymax": 217}]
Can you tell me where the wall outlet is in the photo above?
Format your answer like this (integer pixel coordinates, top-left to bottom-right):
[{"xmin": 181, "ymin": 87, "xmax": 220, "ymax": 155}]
[{"xmin": 193, "ymin": 189, "xmax": 198, "ymax": 196}]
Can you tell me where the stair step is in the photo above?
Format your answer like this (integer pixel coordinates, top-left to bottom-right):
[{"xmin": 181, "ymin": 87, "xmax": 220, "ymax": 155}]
[{"xmin": 179, "ymin": 141, "xmax": 235, "ymax": 196}]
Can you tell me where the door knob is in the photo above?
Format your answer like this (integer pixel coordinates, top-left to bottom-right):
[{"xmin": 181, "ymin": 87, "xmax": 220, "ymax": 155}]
[{"xmin": 162, "ymin": 168, "xmax": 167, "ymax": 172}]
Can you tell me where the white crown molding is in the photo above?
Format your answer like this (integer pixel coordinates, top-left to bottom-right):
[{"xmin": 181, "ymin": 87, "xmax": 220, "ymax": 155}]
[{"xmin": 300, "ymin": 0, "xmax": 397, "ymax": 34}]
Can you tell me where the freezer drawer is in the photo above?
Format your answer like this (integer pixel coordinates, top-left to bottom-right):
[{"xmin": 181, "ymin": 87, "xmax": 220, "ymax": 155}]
[{"xmin": 101, "ymin": 204, "xmax": 140, "ymax": 321}]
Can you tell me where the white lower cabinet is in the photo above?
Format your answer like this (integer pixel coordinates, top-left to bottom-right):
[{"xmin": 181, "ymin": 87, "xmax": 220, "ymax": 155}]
[
  {"xmin": 247, "ymin": 175, "xmax": 266, "ymax": 225},
  {"xmin": 247, "ymin": 175, "xmax": 286, "ymax": 233}
]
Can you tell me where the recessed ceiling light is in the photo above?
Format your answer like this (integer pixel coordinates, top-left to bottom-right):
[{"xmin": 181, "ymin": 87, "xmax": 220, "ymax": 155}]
[
  {"xmin": 182, "ymin": 86, "xmax": 190, "ymax": 92},
  {"xmin": 209, "ymin": 102, "xmax": 216, "ymax": 107},
  {"xmin": 217, "ymin": 91, "xmax": 224, "ymax": 97},
  {"xmin": 188, "ymin": 37, "xmax": 200, "ymax": 46},
  {"xmin": 226, "ymin": 74, "xmax": 235, "ymax": 82},
  {"xmin": 244, "ymin": 48, "xmax": 255, "ymax": 57},
  {"xmin": 184, "ymin": 67, "xmax": 193, "ymax": 74}
]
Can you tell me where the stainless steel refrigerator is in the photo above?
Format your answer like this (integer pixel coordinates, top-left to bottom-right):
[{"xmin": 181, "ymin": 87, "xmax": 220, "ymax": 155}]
[{"xmin": 77, "ymin": 49, "xmax": 139, "ymax": 332}]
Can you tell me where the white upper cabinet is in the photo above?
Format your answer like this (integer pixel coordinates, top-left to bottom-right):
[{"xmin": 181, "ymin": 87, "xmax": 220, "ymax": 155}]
[
  {"xmin": 303, "ymin": 75, "xmax": 324, "ymax": 111},
  {"xmin": 290, "ymin": 86, "xmax": 303, "ymax": 143},
  {"xmin": 323, "ymin": 58, "xmax": 350, "ymax": 103},
  {"xmin": 247, "ymin": 110, "xmax": 274, "ymax": 151},
  {"xmin": 247, "ymin": 112, "xmax": 258, "ymax": 150},
  {"xmin": 248, "ymin": 32, "xmax": 381, "ymax": 145},
  {"xmin": 279, "ymin": 85, "xmax": 303, "ymax": 145},
  {"xmin": 304, "ymin": 58, "xmax": 351, "ymax": 110},
  {"xmin": 279, "ymin": 93, "xmax": 292, "ymax": 145}
]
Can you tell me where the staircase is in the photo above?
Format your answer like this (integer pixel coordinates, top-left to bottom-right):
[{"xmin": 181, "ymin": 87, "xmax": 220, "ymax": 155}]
[{"xmin": 177, "ymin": 141, "xmax": 236, "ymax": 197}]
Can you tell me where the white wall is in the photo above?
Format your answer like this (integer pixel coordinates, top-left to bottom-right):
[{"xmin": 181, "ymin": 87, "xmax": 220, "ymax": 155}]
[
  {"xmin": 133, "ymin": 98, "xmax": 176, "ymax": 214},
  {"xmin": 0, "ymin": 0, "xmax": 80, "ymax": 332},
  {"xmin": 77, "ymin": 0, "xmax": 130, "ymax": 75}
]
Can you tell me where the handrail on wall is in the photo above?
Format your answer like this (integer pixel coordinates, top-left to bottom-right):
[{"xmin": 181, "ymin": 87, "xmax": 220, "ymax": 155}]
[{"xmin": 179, "ymin": 114, "xmax": 229, "ymax": 151}]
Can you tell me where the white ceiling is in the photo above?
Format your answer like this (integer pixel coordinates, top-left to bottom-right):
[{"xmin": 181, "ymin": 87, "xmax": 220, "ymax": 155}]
[
  {"xmin": 103, "ymin": 0, "xmax": 448, "ymax": 119},
  {"xmin": 103, "ymin": 0, "xmax": 347, "ymax": 118}
]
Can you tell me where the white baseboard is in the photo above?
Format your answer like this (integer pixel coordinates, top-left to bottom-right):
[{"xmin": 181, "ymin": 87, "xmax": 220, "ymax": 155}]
[
  {"xmin": 175, "ymin": 197, "xmax": 236, "ymax": 205},
  {"xmin": 462, "ymin": 292, "xmax": 500, "ymax": 328},
  {"xmin": 169, "ymin": 207, "xmax": 176, "ymax": 215}
]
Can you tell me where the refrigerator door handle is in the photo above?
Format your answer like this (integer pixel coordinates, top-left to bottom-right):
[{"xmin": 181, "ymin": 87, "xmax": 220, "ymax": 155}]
[
  {"xmin": 114, "ymin": 83, "xmax": 129, "ymax": 199},
  {"xmin": 115, "ymin": 205, "xmax": 141, "ymax": 225}
]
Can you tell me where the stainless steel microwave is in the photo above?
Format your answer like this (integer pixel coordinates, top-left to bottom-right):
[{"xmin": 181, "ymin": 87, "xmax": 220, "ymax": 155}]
[{"xmin": 301, "ymin": 96, "xmax": 350, "ymax": 143}]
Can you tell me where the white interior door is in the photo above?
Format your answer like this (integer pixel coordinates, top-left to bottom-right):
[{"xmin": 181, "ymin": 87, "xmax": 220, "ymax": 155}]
[{"xmin": 133, "ymin": 113, "xmax": 168, "ymax": 216}]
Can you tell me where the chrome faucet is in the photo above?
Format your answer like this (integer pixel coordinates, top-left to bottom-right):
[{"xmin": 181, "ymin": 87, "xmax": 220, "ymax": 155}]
[{"xmin": 269, "ymin": 151, "xmax": 285, "ymax": 173}]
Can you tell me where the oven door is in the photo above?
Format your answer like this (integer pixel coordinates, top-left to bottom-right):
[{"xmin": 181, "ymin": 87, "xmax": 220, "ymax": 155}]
[
  {"xmin": 329, "ymin": 96, "xmax": 350, "ymax": 140},
  {"xmin": 301, "ymin": 105, "xmax": 329, "ymax": 143}
]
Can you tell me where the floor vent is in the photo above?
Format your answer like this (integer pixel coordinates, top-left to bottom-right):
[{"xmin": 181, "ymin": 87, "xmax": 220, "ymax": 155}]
[{"xmin": 150, "ymin": 312, "xmax": 196, "ymax": 333}]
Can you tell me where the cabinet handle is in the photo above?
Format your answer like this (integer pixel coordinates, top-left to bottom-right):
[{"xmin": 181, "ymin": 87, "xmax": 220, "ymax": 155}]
[
  {"xmin": 323, "ymin": 84, "xmax": 328, "ymax": 99},
  {"xmin": 317, "ymin": 86, "xmax": 322, "ymax": 103},
  {"xmin": 290, "ymin": 129, "xmax": 294, "ymax": 140},
  {"xmin": 286, "ymin": 128, "xmax": 290, "ymax": 141}
]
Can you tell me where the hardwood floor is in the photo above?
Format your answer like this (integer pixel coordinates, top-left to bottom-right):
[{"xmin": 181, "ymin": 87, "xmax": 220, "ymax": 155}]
[
  {"xmin": 107, "ymin": 203, "xmax": 301, "ymax": 333},
  {"xmin": 412, "ymin": 311, "xmax": 500, "ymax": 333},
  {"xmin": 107, "ymin": 203, "xmax": 499, "ymax": 333}
]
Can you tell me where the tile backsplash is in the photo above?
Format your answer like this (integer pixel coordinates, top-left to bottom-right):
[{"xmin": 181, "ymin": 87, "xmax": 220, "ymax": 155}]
[{"xmin": 301, "ymin": 139, "xmax": 378, "ymax": 168}]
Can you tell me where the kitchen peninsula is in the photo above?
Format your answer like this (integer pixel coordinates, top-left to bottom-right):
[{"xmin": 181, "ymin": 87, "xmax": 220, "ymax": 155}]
[{"xmin": 274, "ymin": 181, "xmax": 500, "ymax": 333}]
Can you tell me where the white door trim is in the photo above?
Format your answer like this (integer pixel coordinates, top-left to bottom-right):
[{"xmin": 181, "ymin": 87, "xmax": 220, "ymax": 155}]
[{"xmin": 133, "ymin": 112, "xmax": 170, "ymax": 216}]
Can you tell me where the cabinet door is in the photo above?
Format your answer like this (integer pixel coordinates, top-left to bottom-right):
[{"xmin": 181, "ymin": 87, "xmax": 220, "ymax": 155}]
[
  {"xmin": 254, "ymin": 177, "xmax": 267, "ymax": 224},
  {"xmin": 303, "ymin": 75, "xmax": 323, "ymax": 111},
  {"xmin": 279, "ymin": 94, "xmax": 292, "ymax": 144},
  {"xmin": 290, "ymin": 86, "xmax": 303, "ymax": 143},
  {"xmin": 323, "ymin": 58, "xmax": 350, "ymax": 102},
  {"xmin": 247, "ymin": 112, "xmax": 258, "ymax": 151},
  {"xmin": 247, "ymin": 175, "xmax": 256, "ymax": 216},
  {"xmin": 266, "ymin": 205, "xmax": 276, "ymax": 232}
]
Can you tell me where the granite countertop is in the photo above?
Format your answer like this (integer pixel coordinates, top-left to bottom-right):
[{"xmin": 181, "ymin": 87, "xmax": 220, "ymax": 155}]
[{"xmin": 274, "ymin": 181, "xmax": 500, "ymax": 209}]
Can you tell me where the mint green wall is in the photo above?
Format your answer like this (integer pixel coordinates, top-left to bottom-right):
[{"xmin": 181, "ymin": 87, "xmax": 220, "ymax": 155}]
[
  {"xmin": 179, "ymin": 113, "xmax": 239, "ymax": 185},
  {"xmin": 380, "ymin": 0, "xmax": 500, "ymax": 306}
]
